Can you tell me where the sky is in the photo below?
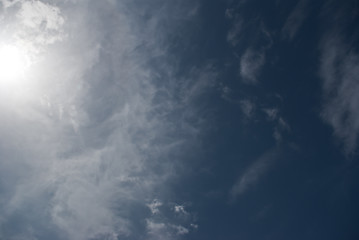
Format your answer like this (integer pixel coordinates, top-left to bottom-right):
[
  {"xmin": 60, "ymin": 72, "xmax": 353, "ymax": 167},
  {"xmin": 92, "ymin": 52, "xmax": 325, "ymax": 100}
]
[{"xmin": 0, "ymin": 0, "xmax": 358, "ymax": 239}]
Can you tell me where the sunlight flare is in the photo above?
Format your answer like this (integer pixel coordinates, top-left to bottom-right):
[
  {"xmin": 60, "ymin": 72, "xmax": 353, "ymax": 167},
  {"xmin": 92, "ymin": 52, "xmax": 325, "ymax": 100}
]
[{"xmin": 0, "ymin": 44, "xmax": 31, "ymax": 81}]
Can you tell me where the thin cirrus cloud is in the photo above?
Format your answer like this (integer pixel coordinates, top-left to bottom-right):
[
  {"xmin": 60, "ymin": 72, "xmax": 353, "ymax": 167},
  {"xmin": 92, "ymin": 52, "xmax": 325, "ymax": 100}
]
[
  {"xmin": 0, "ymin": 0, "xmax": 206, "ymax": 239},
  {"xmin": 226, "ymin": 18, "xmax": 242, "ymax": 47},
  {"xmin": 239, "ymin": 99, "xmax": 255, "ymax": 119},
  {"xmin": 281, "ymin": 0, "xmax": 310, "ymax": 41},
  {"xmin": 228, "ymin": 109, "xmax": 289, "ymax": 202},
  {"xmin": 318, "ymin": 0, "xmax": 359, "ymax": 156},
  {"xmin": 229, "ymin": 148, "xmax": 280, "ymax": 202},
  {"xmin": 320, "ymin": 37, "xmax": 359, "ymax": 155},
  {"xmin": 239, "ymin": 48, "xmax": 265, "ymax": 85}
]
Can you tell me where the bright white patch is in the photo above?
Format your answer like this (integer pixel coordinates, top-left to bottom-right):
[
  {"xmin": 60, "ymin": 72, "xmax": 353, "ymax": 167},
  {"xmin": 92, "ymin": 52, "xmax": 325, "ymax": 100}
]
[
  {"xmin": 174, "ymin": 205, "xmax": 188, "ymax": 215},
  {"xmin": 0, "ymin": 45, "xmax": 30, "ymax": 81}
]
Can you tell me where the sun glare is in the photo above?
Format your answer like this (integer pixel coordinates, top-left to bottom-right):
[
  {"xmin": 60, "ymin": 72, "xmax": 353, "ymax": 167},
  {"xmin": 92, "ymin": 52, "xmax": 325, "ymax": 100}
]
[{"xmin": 0, "ymin": 45, "xmax": 31, "ymax": 81}]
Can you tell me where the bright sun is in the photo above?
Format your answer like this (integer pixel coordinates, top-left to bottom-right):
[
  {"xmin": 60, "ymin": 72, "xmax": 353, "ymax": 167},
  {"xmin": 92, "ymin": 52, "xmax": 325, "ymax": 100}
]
[{"xmin": 0, "ymin": 45, "xmax": 31, "ymax": 81}]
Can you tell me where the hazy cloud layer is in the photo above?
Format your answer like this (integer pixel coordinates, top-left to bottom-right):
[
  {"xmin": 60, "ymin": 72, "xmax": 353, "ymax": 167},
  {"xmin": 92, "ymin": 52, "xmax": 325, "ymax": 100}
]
[
  {"xmin": 0, "ymin": 0, "xmax": 206, "ymax": 239},
  {"xmin": 1, "ymin": 1, "xmax": 358, "ymax": 239}
]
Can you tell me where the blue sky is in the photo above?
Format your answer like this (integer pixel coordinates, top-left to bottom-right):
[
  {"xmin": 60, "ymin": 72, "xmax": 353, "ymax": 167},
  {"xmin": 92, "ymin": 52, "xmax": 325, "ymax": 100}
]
[{"xmin": 0, "ymin": 0, "xmax": 358, "ymax": 239}]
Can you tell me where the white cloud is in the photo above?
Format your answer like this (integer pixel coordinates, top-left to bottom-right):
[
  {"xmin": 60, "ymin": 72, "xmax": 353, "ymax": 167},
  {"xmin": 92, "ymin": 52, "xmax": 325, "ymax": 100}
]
[
  {"xmin": 174, "ymin": 204, "xmax": 188, "ymax": 215},
  {"xmin": 148, "ymin": 199, "xmax": 163, "ymax": 215},
  {"xmin": 320, "ymin": 37, "xmax": 359, "ymax": 155},
  {"xmin": 17, "ymin": 1, "xmax": 64, "ymax": 30},
  {"xmin": 146, "ymin": 221, "xmax": 190, "ymax": 240},
  {"xmin": 0, "ymin": 0, "xmax": 65, "ymax": 66},
  {"xmin": 145, "ymin": 201, "xmax": 195, "ymax": 240},
  {"xmin": 171, "ymin": 225, "xmax": 189, "ymax": 235},
  {"xmin": 147, "ymin": 220, "xmax": 167, "ymax": 234},
  {"xmin": 146, "ymin": 220, "xmax": 169, "ymax": 240},
  {"xmin": 146, "ymin": 222, "xmax": 190, "ymax": 239},
  {"xmin": 239, "ymin": 48, "xmax": 265, "ymax": 84},
  {"xmin": 0, "ymin": 0, "xmax": 21, "ymax": 8},
  {"xmin": 190, "ymin": 223, "xmax": 198, "ymax": 229}
]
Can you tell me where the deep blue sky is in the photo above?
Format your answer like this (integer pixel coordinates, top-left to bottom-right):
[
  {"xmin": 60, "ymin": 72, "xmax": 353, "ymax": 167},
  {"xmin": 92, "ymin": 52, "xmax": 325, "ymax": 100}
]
[
  {"xmin": 164, "ymin": 1, "xmax": 359, "ymax": 239},
  {"xmin": 0, "ymin": 0, "xmax": 358, "ymax": 239}
]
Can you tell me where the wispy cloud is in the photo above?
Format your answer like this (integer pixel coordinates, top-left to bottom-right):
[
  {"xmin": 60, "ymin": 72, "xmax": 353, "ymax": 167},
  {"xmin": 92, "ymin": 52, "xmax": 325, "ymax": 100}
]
[
  {"xmin": 225, "ymin": 3, "xmax": 272, "ymax": 85},
  {"xmin": 240, "ymin": 99, "xmax": 256, "ymax": 119},
  {"xmin": 239, "ymin": 48, "xmax": 265, "ymax": 84},
  {"xmin": 226, "ymin": 18, "xmax": 242, "ymax": 46},
  {"xmin": 263, "ymin": 107, "xmax": 290, "ymax": 143},
  {"xmin": 320, "ymin": 37, "xmax": 359, "ymax": 155},
  {"xmin": 282, "ymin": 0, "xmax": 310, "ymax": 40},
  {"xmin": 229, "ymin": 148, "xmax": 280, "ymax": 202}
]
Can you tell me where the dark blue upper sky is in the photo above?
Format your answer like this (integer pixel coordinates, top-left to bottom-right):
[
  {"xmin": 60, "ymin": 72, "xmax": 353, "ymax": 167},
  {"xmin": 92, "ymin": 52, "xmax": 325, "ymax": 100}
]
[
  {"xmin": 166, "ymin": 1, "xmax": 359, "ymax": 239},
  {"xmin": 0, "ymin": 0, "xmax": 358, "ymax": 239}
]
